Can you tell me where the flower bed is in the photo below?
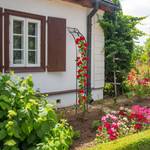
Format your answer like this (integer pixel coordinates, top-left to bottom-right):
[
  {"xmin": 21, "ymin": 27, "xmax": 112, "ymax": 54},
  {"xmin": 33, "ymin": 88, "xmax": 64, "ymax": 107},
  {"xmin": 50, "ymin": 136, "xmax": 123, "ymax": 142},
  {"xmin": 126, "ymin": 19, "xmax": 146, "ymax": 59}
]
[
  {"xmin": 96, "ymin": 105, "xmax": 150, "ymax": 143},
  {"xmin": 90, "ymin": 129, "xmax": 150, "ymax": 150}
]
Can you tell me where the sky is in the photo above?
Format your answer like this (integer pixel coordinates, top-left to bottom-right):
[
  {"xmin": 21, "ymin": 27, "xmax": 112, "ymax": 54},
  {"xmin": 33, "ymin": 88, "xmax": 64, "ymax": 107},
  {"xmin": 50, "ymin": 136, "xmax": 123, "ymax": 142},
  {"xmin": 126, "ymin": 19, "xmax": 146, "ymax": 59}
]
[{"xmin": 120, "ymin": 0, "xmax": 150, "ymax": 45}]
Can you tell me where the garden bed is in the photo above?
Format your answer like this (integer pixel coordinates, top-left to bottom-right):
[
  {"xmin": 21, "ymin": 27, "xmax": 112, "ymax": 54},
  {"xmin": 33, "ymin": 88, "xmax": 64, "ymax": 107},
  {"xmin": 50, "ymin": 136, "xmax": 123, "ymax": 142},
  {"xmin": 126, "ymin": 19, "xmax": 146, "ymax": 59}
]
[
  {"xmin": 58, "ymin": 96, "xmax": 150, "ymax": 150},
  {"xmin": 88, "ymin": 129, "xmax": 150, "ymax": 150}
]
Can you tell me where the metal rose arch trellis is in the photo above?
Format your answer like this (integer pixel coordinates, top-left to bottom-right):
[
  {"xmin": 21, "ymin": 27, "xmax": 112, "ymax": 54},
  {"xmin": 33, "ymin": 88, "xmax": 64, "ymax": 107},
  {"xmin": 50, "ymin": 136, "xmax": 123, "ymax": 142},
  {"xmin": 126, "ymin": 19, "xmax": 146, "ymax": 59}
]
[{"xmin": 67, "ymin": 27, "xmax": 89, "ymax": 115}]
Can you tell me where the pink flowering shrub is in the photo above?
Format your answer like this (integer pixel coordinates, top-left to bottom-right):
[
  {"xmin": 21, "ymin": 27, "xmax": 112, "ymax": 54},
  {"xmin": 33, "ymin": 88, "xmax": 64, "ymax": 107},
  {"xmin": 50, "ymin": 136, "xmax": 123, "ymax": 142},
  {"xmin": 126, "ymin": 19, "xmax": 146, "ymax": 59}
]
[{"xmin": 96, "ymin": 105, "xmax": 150, "ymax": 143}]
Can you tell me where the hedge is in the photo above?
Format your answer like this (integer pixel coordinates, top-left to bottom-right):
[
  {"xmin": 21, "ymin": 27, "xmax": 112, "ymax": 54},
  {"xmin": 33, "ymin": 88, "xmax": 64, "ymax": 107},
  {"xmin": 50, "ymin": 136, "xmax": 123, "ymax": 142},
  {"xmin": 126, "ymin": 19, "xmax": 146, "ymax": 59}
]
[{"xmin": 89, "ymin": 129, "xmax": 150, "ymax": 150}]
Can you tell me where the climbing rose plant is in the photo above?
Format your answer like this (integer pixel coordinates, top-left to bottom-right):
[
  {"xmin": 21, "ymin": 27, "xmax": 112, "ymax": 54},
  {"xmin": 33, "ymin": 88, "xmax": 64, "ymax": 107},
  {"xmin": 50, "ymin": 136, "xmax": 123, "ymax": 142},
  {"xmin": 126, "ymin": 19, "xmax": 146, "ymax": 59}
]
[
  {"xmin": 75, "ymin": 36, "xmax": 88, "ymax": 112},
  {"xmin": 96, "ymin": 105, "xmax": 150, "ymax": 143}
]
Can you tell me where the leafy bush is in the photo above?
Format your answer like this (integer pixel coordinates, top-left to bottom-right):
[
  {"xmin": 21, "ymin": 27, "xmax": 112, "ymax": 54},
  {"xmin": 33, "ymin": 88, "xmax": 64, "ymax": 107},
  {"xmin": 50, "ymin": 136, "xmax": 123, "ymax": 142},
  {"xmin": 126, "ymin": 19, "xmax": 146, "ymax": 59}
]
[
  {"xmin": 104, "ymin": 83, "xmax": 114, "ymax": 97},
  {"xmin": 0, "ymin": 73, "xmax": 73, "ymax": 150},
  {"xmin": 89, "ymin": 129, "xmax": 150, "ymax": 150},
  {"xmin": 72, "ymin": 130, "xmax": 80, "ymax": 140},
  {"xmin": 92, "ymin": 120, "xmax": 101, "ymax": 130},
  {"xmin": 36, "ymin": 120, "xmax": 73, "ymax": 150}
]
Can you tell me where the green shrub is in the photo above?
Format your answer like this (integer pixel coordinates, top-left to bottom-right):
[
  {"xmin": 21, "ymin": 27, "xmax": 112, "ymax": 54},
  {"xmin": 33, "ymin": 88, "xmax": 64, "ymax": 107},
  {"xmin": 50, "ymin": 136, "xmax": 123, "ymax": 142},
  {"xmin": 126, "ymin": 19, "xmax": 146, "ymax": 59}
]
[
  {"xmin": 73, "ymin": 130, "xmax": 80, "ymax": 140},
  {"xmin": 36, "ymin": 120, "xmax": 73, "ymax": 150},
  {"xmin": 104, "ymin": 83, "xmax": 114, "ymax": 97},
  {"xmin": 91, "ymin": 120, "xmax": 101, "ymax": 130},
  {"xmin": 89, "ymin": 129, "xmax": 150, "ymax": 150},
  {"xmin": 0, "ymin": 73, "xmax": 73, "ymax": 150}
]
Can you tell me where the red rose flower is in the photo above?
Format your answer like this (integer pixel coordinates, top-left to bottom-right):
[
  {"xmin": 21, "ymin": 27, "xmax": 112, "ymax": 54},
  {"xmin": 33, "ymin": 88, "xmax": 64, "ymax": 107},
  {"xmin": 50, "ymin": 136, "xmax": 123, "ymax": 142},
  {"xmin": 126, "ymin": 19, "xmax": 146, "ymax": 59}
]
[
  {"xmin": 84, "ymin": 74, "xmax": 88, "ymax": 78},
  {"xmin": 82, "ymin": 57, "xmax": 88, "ymax": 61},
  {"xmin": 83, "ymin": 47, "xmax": 87, "ymax": 51},
  {"xmin": 77, "ymin": 61, "xmax": 82, "ymax": 66},
  {"xmin": 83, "ymin": 66, "xmax": 88, "ymax": 70},
  {"xmin": 80, "ymin": 52, "xmax": 85, "ymax": 56},
  {"xmin": 84, "ymin": 42, "xmax": 88, "ymax": 47},
  {"xmin": 77, "ymin": 75, "xmax": 81, "ymax": 79},
  {"xmin": 79, "ymin": 89, "xmax": 84, "ymax": 94},
  {"xmin": 84, "ymin": 81, "xmax": 87, "ymax": 86},
  {"xmin": 77, "ymin": 69, "xmax": 83, "ymax": 73},
  {"xmin": 80, "ymin": 36, "xmax": 85, "ymax": 41},
  {"xmin": 75, "ymin": 38, "xmax": 80, "ymax": 44}
]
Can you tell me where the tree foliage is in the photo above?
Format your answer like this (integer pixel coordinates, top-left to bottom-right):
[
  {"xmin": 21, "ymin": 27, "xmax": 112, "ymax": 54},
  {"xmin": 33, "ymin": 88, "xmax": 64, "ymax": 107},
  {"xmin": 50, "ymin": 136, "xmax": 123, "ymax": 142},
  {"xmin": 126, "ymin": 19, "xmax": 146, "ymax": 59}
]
[
  {"xmin": 97, "ymin": 0, "xmax": 145, "ymax": 95},
  {"xmin": 131, "ymin": 37, "xmax": 150, "ymax": 66}
]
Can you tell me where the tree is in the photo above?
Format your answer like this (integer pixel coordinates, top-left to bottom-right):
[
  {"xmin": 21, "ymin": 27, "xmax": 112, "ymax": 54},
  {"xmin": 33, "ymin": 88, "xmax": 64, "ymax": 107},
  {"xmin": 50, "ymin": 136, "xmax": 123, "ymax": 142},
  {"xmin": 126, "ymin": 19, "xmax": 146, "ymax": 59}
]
[
  {"xmin": 145, "ymin": 37, "xmax": 150, "ymax": 51},
  {"xmin": 131, "ymin": 45, "xmax": 144, "ymax": 66},
  {"xmin": 97, "ymin": 0, "xmax": 145, "ymax": 95}
]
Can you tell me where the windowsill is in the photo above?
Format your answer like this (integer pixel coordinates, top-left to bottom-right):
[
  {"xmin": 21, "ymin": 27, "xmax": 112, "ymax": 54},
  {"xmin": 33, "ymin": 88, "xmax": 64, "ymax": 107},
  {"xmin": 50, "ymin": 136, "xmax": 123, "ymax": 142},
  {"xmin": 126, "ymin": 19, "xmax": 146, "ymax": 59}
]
[{"xmin": 5, "ymin": 66, "xmax": 45, "ymax": 73}]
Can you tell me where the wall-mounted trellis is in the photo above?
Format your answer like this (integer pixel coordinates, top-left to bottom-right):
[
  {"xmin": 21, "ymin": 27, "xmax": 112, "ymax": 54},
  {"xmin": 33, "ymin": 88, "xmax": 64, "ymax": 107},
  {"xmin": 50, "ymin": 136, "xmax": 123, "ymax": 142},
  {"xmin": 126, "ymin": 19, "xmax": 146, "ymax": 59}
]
[{"xmin": 67, "ymin": 27, "xmax": 89, "ymax": 114}]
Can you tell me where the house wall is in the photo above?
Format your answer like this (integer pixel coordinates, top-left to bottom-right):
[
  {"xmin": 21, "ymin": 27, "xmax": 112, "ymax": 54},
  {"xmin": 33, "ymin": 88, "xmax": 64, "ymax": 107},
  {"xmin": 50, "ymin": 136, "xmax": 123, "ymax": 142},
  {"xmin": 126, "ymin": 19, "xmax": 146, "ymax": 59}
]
[
  {"xmin": 92, "ymin": 11, "xmax": 105, "ymax": 89},
  {"xmin": 0, "ymin": 0, "xmax": 105, "ymax": 107}
]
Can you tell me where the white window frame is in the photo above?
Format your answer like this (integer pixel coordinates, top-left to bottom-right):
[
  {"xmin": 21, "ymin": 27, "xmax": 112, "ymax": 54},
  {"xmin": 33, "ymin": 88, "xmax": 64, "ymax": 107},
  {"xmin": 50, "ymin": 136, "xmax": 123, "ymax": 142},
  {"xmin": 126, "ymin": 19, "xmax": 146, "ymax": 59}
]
[
  {"xmin": 9, "ymin": 16, "xmax": 41, "ymax": 67},
  {"xmin": 10, "ymin": 16, "xmax": 25, "ymax": 67}
]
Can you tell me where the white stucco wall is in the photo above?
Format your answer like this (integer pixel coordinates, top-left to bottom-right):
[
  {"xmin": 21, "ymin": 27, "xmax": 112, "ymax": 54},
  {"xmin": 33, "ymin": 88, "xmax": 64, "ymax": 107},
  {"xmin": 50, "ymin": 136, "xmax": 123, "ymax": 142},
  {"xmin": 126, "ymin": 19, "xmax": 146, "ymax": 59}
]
[
  {"xmin": 0, "ymin": 0, "xmax": 105, "ymax": 107},
  {"xmin": 92, "ymin": 11, "xmax": 105, "ymax": 88}
]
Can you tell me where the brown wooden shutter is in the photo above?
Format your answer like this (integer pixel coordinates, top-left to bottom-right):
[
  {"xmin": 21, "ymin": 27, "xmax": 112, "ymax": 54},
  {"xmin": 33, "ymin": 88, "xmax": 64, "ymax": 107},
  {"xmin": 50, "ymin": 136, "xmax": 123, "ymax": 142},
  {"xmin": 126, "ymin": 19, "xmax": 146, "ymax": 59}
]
[
  {"xmin": 0, "ymin": 8, "xmax": 3, "ymax": 72},
  {"xmin": 47, "ymin": 17, "xmax": 66, "ymax": 72}
]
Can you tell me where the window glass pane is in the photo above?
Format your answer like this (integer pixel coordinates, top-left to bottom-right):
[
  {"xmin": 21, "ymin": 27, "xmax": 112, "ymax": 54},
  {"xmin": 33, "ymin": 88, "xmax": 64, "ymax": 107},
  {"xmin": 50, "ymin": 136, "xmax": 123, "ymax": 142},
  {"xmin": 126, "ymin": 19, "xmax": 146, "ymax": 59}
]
[
  {"xmin": 13, "ymin": 50, "xmax": 24, "ymax": 64},
  {"xmin": 28, "ymin": 51, "xmax": 37, "ymax": 64},
  {"xmin": 28, "ymin": 37, "xmax": 37, "ymax": 50},
  {"xmin": 13, "ymin": 35, "xmax": 23, "ymax": 49},
  {"xmin": 13, "ymin": 20, "xmax": 23, "ymax": 34},
  {"xmin": 28, "ymin": 23, "xmax": 37, "ymax": 36}
]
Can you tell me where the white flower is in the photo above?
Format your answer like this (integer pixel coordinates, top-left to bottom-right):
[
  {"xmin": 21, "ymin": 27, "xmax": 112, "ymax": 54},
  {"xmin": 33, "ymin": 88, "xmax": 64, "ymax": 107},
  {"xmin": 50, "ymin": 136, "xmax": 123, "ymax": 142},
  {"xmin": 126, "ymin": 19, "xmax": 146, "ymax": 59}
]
[
  {"xmin": 125, "ymin": 108, "xmax": 131, "ymax": 112},
  {"xmin": 123, "ymin": 117, "xmax": 128, "ymax": 122},
  {"xmin": 119, "ymin": 107, "xmax": 124, "ymax": 110}
]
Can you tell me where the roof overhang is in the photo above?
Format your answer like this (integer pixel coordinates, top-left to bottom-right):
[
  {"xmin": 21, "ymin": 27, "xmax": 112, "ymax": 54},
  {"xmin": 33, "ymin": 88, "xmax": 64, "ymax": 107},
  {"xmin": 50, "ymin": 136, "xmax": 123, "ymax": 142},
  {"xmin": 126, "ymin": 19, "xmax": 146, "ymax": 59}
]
[{"xmin": 63, "ymin": 0, "xmax": 120, "ymax": 12}]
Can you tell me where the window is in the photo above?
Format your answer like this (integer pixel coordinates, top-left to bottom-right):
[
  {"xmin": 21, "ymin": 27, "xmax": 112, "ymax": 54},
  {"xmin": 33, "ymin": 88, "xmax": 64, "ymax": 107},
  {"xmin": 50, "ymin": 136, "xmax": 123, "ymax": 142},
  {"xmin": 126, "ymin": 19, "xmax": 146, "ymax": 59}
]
[
  {"xmin": 10, "ymin": 16, "xmax": 41, "ymax": 67},
  {"xmin": 4, "ymin": 10, "xmax": 45, "ymax": 72},
  {"xmin": 0, "ymin": 8, "xmax": 3, "ymax": 72}
]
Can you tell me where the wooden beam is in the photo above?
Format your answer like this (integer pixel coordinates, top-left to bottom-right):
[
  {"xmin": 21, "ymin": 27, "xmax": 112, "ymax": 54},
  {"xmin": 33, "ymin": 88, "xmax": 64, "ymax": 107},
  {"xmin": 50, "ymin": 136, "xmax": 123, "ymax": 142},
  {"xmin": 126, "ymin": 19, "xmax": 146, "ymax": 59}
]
[{"xmin": 63, "ymin": 0, "xmax": 92, "ymax": 8}]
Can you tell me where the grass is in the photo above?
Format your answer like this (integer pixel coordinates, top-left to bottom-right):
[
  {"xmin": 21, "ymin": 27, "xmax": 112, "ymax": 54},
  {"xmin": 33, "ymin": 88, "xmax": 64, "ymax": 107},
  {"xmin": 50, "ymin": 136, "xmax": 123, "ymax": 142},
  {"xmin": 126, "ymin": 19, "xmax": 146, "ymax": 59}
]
[{"xmin": 88, "ymin": 129, "xmax": 150, "ymax": 150}]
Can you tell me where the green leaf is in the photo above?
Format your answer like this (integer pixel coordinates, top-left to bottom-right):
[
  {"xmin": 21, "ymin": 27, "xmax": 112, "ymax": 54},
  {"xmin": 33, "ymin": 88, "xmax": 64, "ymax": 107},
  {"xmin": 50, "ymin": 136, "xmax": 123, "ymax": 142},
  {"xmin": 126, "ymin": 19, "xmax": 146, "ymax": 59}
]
[
  {"xmin": 0, "ymin": 102, "xmax": 10, "ymax": 110},
  {"xmin": 21, "ymin": 120, "xmax": 33, "ymax": 135},
  {"xmin": 8, "ymin": 110, "xmax": 17, "ymax": 119},
  {"xmin": 0, "ymin": 95, "xmax": 10, "ymax": 103},
  {"xmin": 4, "ymin": 139, "xmax": 16, "ymax": 146},
  {"xmin": 0, "ymin": 110, "xmax": 6, "ymax": 119},
  {"xmin": 0, "ymin": 129, "xmax": 7, "ymax": 140}
]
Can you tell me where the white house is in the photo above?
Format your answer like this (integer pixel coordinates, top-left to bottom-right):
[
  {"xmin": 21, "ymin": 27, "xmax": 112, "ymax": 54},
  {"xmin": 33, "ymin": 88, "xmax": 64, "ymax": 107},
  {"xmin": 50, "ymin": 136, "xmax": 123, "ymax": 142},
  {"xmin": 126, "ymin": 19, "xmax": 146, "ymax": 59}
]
[{"xmin": 0, "ymin": 0, "xmax": 118, "ymax": 107}]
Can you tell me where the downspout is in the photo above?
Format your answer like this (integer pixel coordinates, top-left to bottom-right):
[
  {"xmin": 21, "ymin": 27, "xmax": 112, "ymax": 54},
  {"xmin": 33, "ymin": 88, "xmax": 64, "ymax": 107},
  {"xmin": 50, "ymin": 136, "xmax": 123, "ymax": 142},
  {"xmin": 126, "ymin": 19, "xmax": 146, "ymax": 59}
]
[
  {"xmin": 87, "ymin": 1, "xmax": 101, "ymax": 101},
  {"xmin": 87, "ymin": 0, "xmax": 120, "ymax": 102}
]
